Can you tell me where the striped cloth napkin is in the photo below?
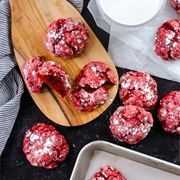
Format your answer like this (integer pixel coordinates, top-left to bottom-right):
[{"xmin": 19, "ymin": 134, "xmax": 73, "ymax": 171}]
[{"xmin": 0, "ymin": 0, "xmax": 83, "ymax": 155}]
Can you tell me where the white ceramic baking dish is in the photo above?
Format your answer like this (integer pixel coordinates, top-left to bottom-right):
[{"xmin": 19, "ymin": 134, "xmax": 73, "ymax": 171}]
[{"xmin": 70, "ymin": 140, "xmax": 180, "ymax": 180}]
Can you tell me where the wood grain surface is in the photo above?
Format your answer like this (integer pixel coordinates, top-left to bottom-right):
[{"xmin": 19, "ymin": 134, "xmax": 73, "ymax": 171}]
[{"xmin": 10, "ymin": 0, "xmax": 119, "ymax": 126}]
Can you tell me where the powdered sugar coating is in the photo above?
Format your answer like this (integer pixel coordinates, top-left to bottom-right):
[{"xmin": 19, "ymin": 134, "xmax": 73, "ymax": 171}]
[
  {"xmin": 23, "ymin": 123, "xmax": 69, "ymax": 169},
  {"xmin": 70, "ymin": 86, "xmax": 109, "ymax": 112},
  {"xmin": 90, "ymin": 165, "xmax": 127, "ymax": 180},
  {"xmin": 44, "ymin": 17, "xmax": 90, "ymax": 58},
  {"xmin": 170, "ymin": 0, "xmax": 180, "ymax": 14},
  {"xmin": 75, "ymin": 61, "xmax": 117, "ymax": 89},
  {"xmin": 22, "ymin": 56, "xmax": 43, "ymax": 93},
  {"xmin": 119, "ymin": 71, "xmax": 158, "ymax": 110},
  {"xmin": 157, "ymin": 91, "xmax": 180, "ymax": 134},
  {"xmin": 70, "ymin": 61, "xmax": 117, "ymax": 111},
  {"xmin": 154, "ymin": 19, "xmax": 180, "ymax": 60},
  {"xmin": 109, "ymin": 105, "xmax": 154, "ymax": 144},
  {"xmin": 37, "ymin": 61, "xmax": 70, "ymax": 98}
]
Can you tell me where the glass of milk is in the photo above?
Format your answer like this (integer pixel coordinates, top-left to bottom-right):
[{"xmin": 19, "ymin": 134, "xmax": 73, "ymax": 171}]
[{"xmin": 96, "ymin": 0, "xmax": 165, "ymax": 31}]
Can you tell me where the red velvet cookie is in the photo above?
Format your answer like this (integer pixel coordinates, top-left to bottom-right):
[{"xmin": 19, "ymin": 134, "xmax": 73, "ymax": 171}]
[
  {"xmin": 154, "ymin": 19, "xmax": 180, "ymax": 60},
  {"xmin": 157, "ymin": 91, "xmax": 180, "ymax": 134},
  {"xmin": 75, "ymin": 61, "xmax": 117, "ymax": 89},
  {"xmin": 170, "ymin": 0, "xmax": 180, "ymax": 14},
  {"xmin": 23, "ymin": 123, "xmax": 69, "ymax": 169},
  {"xmin": 22, "ymin": 56, "xmax": 43, "ymax": 93},
  {"xmin": 109, "ymin": 105, "xmax": 154, "ymax": 144},
  {"xmin": 44, "ymin": 17, "xmax": 90, "ymax": 58},
  {"xmin": 70, "ymin": 86, "xmax": 109, "ymax": 112},
  {"xmin": 90, "ymin": 165, "xmax": 127, "ymax": 180},
  {"xmin": 119, "ymin": 71, "xmax": 158, "ymax": 110},
  {"xmin": 37, "ymin": 61, "xmax": 70, "ymax": 98}
]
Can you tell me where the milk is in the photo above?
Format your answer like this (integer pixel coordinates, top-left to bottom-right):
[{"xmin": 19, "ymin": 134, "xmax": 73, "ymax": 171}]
[{"xmin": 99, "ymin": 0, "xmax": 164, "ymax": 26}]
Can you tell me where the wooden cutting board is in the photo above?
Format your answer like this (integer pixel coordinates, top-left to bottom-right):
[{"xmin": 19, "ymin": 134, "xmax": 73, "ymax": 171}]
[{"xmin": 10, "ymin": 0, "xmax": 119, "ymax": 126}]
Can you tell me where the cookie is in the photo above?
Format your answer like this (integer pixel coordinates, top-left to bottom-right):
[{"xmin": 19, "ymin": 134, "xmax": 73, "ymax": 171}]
[
  {"xmin": 154, "ymin": 19, "xmax": 180, "ymax": 60},
  {"xmin": 44, "ymin": 17, "xmax": 90, "ymax": 58},
  {"xmin": 37, "ymin": 61, "xmax": 70, "ymax": 98},
  {"xmin": 75, "ymin": 61, "xmax": 117, "ymax": 89},
  {"xmin": 119, "ymin": 71, "xmax": 158, "ymax": 110},
  {"xmin": 170, "ymin": 0, "xmax": 180, "ymax": 14},
  {"xmin": 22, "ymin": 56, "xmax": 43, "ymax": 93},
  {"xmin": 157, "ymin": 91, "xmax": 180, "ymax": 134},
  {"xmin": 90, "ymin": 165, "xmax": 127, "ymax": 180},
  {"xmin": 70, "ymin": 86, "xmax": 109, "ymax": 112},
  {"xmin": 109, "ymin": 105, "xmax": 154, "ymax": 144},
  {"xmin": 23, "ymin": 123, "xmax": 69, "ymax": 169}
]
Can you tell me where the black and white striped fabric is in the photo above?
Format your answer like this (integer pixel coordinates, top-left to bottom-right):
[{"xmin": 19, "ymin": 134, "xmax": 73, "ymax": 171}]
[
  {"xmin": 70, "ymin": 0, "xmax": 84, "ymax": 13},
  {"xmin": 0, "ymin": 0, "xmax": 83, "ymax": 155}
]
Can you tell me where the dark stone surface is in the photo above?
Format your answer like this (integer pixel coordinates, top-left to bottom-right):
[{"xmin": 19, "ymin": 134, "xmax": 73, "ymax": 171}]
[{"xmin": 1, "ymin": 0, "xmax": 180, "ymax": 180}]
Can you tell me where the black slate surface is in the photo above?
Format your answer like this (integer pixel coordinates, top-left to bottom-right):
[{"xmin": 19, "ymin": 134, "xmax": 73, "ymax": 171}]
[{"xmin": 1, "ymin": 0, "xmax": 180, "ymax": 180}]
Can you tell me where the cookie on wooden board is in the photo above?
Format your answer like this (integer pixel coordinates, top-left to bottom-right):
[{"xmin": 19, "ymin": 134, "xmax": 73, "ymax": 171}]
[
  {"xmin": 22, "ymin": 56, "xmax": 43, "ymax": 93},
  {"xmin": 37, "ymin": 61, "xmax": 70, "ymax": 98},
  {"xmin": 44, "ymin": 17, "xmax": 90, "ymax": 58}
]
